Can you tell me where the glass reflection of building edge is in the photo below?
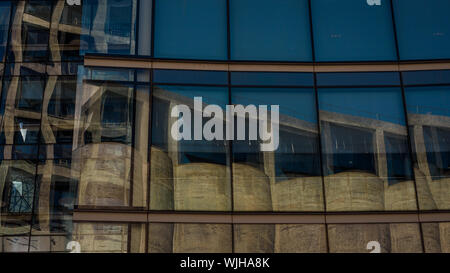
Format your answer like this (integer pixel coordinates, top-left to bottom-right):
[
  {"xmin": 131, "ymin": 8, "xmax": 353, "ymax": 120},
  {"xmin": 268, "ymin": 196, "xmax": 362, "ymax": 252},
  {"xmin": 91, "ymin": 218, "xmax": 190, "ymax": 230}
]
[{"xmin": 0, "ymin": 0, "xmax": 449, "ymax": 253}]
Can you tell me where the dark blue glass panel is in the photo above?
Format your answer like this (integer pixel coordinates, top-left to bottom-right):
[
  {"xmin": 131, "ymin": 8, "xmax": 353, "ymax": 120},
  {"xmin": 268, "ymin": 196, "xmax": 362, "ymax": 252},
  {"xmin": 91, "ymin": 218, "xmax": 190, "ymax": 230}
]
[
  {"xmin": 154, "ymin": 0, "xmax": 227, "ymax": 60},
  {"xmin": 318, "ymin": 87, "xmax": 406, "ymax": 125},
  {"xmin": 232, "ymin": 87, "xmax": 317, "ymax": 123},
  {"xmin": 317, "ymin": 72, "xmax": 401, "ymax": 86},
  {"xmin": 81, "ymin": 0, "xmax": 136, "ymax": 55},
  {"xmin": 229, "ymin": 0, "xmax": 312, "ymax": 61},
  {"xmin": 394, "ymin": 0, "xmax": 450, "ymax": 60},
  {"xmin": 311, "ymin": 0, "xmax": 397, "ymax": 62},
  {"xmin": 231, "ymin": 72, "xmax": 314, "ymax": 86},
  {"xmin": 12, "ymin": 145, "xmax": 39, "ymax": 160},
  {"xmin": 405, "ymin": 86, "xmax": 450, "ymax": 118},
  {"xmin": 402, "ymin": 70, "xmax": 450, "ymax": 86},
  {"xmin": 153, "ymin": 70, "xmax": 228, "ymax": 85},
  {"xmin": 84, "ymin": 67, "xmax": 149, "ymax": 82},
  {"xmin": 384, "ymin": 133, "xmax": 413, "ymax": 184},
  {"xmin": 0, "ymin": 1, "xmax": 11, "ymax": 62}
]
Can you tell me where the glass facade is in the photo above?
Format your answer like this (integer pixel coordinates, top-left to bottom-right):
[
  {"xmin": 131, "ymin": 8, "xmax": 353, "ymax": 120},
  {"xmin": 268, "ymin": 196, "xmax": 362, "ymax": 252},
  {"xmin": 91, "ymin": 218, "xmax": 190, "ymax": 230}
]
[{"xmin": 0, "ymin": 0, "xmax": 449, "ymax": 253}]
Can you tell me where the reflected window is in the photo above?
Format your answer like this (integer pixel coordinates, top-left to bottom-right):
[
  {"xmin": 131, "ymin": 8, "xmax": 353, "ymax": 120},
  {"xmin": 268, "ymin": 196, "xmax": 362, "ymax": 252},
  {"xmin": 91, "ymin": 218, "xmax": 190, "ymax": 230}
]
[
  {"xmin": 326, "ymin": 123, "xmax": 375, "ymax": 175},
  {"xmin": 385, "ymin": 133, "xmax": 413, "ymax": 184},
  {"xmin": 405, "ymin": 85, "xmax": 450, "ymax": 210},
  {"xmin": 24, "ymin": 0, "xmax": 53, "ymax": 21},
  {"xmin": 81, "ymin": 83, "xmax": 134, "ymax": 145},
  {"xmin": 423, "ymin": 126, "xmax": 450, "ymax": 180},
  {"xmin": 319, "ymin": 87, "xmax": 416, "ymax": 211},
  {"xmin": 1, "ymin": 161, "xmax": 37, "ymax": 214},
  {"xmin": 150, "ymin": 84, "xmax": 231, "ymax": 211},
  {"xmin": 81, "ymin": 0, "xmax": 137, "ymax": 55},
  {"xmin": 231, "ymin": 87, "xmax": 323, "ymax": 212},
  {"xmin": 0, "ymin": 1, "xmax": 11, "ymax": 62}
]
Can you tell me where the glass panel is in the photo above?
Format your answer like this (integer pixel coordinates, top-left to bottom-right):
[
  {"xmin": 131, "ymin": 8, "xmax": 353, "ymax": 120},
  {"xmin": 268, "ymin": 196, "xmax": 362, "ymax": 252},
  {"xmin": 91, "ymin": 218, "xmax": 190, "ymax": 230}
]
[
  {"xmin": 0, "ymin": 160, "xmax": 37, "ymax": 238},
  {"xmin": 24, "ymin": 0, "xmax": 53, "ymax": 21},
  {"xmin": 153, "ymin": 70, "xmax": 228, "ymax": 85},
  {"xmin": 29, "ymin": 235, "xmax": 69, "ymax": 252},
  {"xmin": 328, "ymin": 223, "xmax": 422, "ymax": 253},
  {"xmin": 150, "ymin": 85, "xmax": 231, "ymax": 211},
  {"xmin": 72, "ymin": 223, "xmax": 145, "ymax": 253},
  {"xmin": 311, "ymin": 0, "xmax": 397, "ymax": 62},
  {"xmin": 8, "ymin": 19, "xmax": 50, "ymax": 62},
  {"xmin": 72, "ymin": 67, "xmax": 149, "ymax": 208},
  {"xmin": 316, "ymin": 72, "xmax": 401, "ymax": 87},
  {"xmin": 31, "ymin": 160, "xmax": 77, "ymax": 240},
  {"xmin": 231, "ymin": 87, "xmax": 323, "ymax": 212},
  {"xmin": 394, "ymin": 0, "xmax": 450, "ymax": 60},
  {"xmin": 422, "ymin": 222, "xmax": 450, "ymax": 253},
  {"xmin": 234, "ymin": 224, "xmax": 327, "ymax": 253},
  {"xmin": 81, "ymin": 0, "xmax": 137, "ymax": 55},
  {"xmin": 0, "ymin": 1, "xmax": 12, "ymax": 63},
  {"xmin": 318, "ymin": 87, "xmax": 417, "ymax": 211},
  {"xmin": 148, "ymin": 223, "xmax": 232, "ymax": 253},
  {"xmin": 154, "ymin": 0, "xmax": 227, "ymax": 60},
  {"xmin": 404, "ymin": 86, "xmax": 450, "ymax": 210},
  {"xmin": 40, "ymin": 76, "xmax": 77, "ymax": 145},
  {"xmin": 229, "ymin": 0, "xmax": 312, "ymax": 61},
  {"xmin": 73, "ymin": 79, "xmax": 133, "ymax": 207},
  {"xmin": 0, "ymin": 76, "xmax": 45, "ymax": 146},
  {"xmin": 402, "ymin": 70, "xmax": 450, "ymax": 86},
  {"xmin": 231, "ymin": 72, "xmax": 314, "ymax": 87}
]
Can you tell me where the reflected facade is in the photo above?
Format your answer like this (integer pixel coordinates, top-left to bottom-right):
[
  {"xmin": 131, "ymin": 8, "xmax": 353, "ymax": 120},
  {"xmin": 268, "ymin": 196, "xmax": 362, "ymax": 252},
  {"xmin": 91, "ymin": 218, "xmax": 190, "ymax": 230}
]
[{"xmin": 0, "ymin": 0, "xmax": 449, "ymax": 253}]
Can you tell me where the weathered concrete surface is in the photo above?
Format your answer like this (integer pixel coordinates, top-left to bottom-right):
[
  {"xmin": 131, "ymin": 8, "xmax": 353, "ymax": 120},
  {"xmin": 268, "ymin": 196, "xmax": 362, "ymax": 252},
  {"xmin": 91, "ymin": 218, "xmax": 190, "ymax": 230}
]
[
  {"xmin": 174, "ymin": 163, "xmax": 231, "ymax": 211},
  {"xmin": 173, "ymin": 224, "xmax": 232, "ymax": 253}
]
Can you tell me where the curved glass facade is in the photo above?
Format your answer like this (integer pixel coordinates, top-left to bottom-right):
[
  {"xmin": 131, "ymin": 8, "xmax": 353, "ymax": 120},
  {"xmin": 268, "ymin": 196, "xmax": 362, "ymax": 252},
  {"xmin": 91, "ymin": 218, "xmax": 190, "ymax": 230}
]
[{"xmin": 0, "ymin": 0, "xmax": 449, "ymax": 253}]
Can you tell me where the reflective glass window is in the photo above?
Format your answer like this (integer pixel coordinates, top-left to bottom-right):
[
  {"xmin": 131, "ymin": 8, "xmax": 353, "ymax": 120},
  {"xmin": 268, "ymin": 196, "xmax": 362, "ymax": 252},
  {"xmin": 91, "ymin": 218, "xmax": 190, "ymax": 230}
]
[
  {"xmin": 234, "ymin": 224, "xmax": 327, "ymax": 253},
  {"xmin": 0, "ymin": 160, "xmax": 37, "ymax": 239},
  {"xmin": 153, "ymin": 69, "xmax": 228, "ymax": 85},
  {"xmin": 311, "ymin": 0, "xmax": 397, "ymax": 62},
  {"xmin": 72, "ymin": 223, "xmax": 145, "ymax": 253},
  {"xmin": 317, "ymin": 72, "xmax": 401, "ymax": 87},
  {"xmin": 229, "ymin": 0, "xmax": 312, "ymax": 61},
  {"xmin": 73, "ymin": 67, "xmax": 149, "ymax": 208},
  {"xmin": 150, "ymin": 85, "xmax": 231, "ymax": 211},
  {"xmin": 148, "ymin": 223, "xmax": 232, "ymax": 253},
  {"xmin": 402, "ymin": 70, "xmax": 450, "ymax": 86},
  {"xmin": 0, "ymin": 76, "xmax": 45, "ymax": 146},
  {"xmin": 231, "ymin": 72, "xmax": 314, "ymax": 87},
  {"xmin": 0, "ymin": 1, "xmax": 11, "ymax": 62},
  {"xmin": 393, "ymin": 0, "xmax": 450, "ymax": 60},
  {"xmin": 328, "ymin": 223, "xmax": 422, "ymax": 253},
  {"xmin": 231, "ymin": 87, "xmax": 323, "ymax": 212},
  {"xmin": 81, "ymin": 0, "xmax": 137, "ymax": 55},
  {"xmin": 405, "ymin": 85, "xmax": 450, "ymax": 210},
  {"xmin": 422, "ymin": 222, "xmax": 450, "ymax": 253},
  {"xmin": 318, "ymin": 87, "xmax": 417, "ymax": 211},
  {"xmin": 154, "ymin": 0, "xmax": 227, "ymax": 60}
]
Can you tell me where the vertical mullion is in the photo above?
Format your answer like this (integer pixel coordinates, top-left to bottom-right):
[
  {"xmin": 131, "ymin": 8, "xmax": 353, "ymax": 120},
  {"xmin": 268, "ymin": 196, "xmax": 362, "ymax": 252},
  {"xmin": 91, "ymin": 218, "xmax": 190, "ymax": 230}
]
[
  {"xmin": 150, "ymin": 0, "xmax": 156, "ymax": 57},
  {"xmin": 308, "ymin": 0, "xmax": 330, "ymax": 253},
  {"xmin": 226, "ymin": 0, "xmax": 231, "ymax": 61},
  {"xmin": 227, "ymin": 70, "xmax": 234, "ymax": 253},
  {"xmin": 145, "ymin": 68, "xmax": 154, "ymax": 253},
  {"xmin": 135, "ymin": 0, "xmax": 140, "ymax": 56},
  {"xmin": 390, "ymin": 0, "xmax": 426, "ymax": 253}
]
